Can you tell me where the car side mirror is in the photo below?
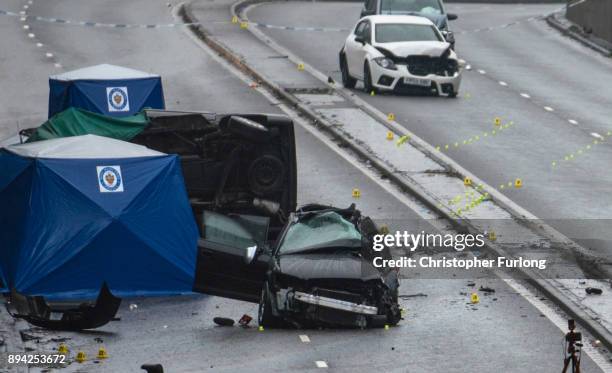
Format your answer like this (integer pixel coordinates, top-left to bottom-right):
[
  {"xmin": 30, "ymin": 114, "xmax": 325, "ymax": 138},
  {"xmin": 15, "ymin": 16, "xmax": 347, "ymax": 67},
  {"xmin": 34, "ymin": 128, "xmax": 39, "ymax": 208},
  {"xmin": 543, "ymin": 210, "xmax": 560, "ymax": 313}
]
[
  {"xmin": 441, "ymin": 30, "xmax": 455, "ymax": 44},
  {"xmin": 447, "ymin": 13, "xmax": 458, "ymax": 21},
  {"xmin": 355, "ymin": 35, "xmax": 366, "ymax": 45},
  {"xmin": 244, "ymin": 245, "xmax": 257, "ymax": 264}
]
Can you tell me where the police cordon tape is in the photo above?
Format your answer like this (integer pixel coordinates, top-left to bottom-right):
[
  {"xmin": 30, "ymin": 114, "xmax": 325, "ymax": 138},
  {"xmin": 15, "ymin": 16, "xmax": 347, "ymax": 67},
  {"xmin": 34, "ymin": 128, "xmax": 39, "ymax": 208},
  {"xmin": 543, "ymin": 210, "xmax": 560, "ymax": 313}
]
[{"xmin": 1, "ymin": 8, "xmax": 551, "ymax": 34}]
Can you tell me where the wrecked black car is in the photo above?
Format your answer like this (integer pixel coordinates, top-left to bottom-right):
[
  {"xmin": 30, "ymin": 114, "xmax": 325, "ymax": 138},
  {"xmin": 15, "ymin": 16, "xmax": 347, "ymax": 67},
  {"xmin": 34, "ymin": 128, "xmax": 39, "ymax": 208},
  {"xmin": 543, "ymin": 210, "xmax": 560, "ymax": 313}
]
[{"xmin": 194, "ymin": 204, "xmax": 401, "ymax": 329}]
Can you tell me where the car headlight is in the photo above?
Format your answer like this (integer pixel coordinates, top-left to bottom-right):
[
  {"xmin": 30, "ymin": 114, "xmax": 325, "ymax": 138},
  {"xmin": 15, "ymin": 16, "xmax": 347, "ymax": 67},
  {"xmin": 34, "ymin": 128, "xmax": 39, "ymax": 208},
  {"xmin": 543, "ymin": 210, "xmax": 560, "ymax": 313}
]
[{"xmin": 373, "ymin": 57, "xmax": 397, "ymax": 70}]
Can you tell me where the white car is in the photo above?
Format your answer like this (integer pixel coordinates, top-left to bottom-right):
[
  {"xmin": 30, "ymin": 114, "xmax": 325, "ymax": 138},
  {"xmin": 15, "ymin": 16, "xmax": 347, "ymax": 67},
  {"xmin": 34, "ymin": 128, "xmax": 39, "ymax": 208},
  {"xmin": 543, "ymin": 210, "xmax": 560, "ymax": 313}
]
[{"xmin": 339, "ymin": 15, "xmax": 463, "ymax": 97}]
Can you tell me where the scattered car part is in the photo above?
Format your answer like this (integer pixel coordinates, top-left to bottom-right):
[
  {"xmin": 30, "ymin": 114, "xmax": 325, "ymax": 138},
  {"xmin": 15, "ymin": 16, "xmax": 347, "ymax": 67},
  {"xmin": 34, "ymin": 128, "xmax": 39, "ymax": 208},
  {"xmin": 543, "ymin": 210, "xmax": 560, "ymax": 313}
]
[
  {"xmin": 585, "ymin": 287, "xmax": 603, "ymax": 295},
  {"xmin": 213, "ymin": 317, "xmax": 235, "ymax": 326},
  {"xmin": 141, "ymin": 364, "xmax": 164, "ymax": 373},
  {"xmin": 238, "ymin": 314, "xmax": 253, "ymax": 326},
  {"xmin": 9, "ymin": 283, "xmax": 121, "ymax": 331}
]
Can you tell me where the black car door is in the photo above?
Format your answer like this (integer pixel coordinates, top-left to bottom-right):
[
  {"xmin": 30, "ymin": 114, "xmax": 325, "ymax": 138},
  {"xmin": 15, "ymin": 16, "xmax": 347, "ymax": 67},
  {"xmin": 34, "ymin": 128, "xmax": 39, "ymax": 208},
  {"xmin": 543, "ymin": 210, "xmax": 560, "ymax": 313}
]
[{"xmin": 193, "ymin": 211, "xmax": 271, "ymax": 303}]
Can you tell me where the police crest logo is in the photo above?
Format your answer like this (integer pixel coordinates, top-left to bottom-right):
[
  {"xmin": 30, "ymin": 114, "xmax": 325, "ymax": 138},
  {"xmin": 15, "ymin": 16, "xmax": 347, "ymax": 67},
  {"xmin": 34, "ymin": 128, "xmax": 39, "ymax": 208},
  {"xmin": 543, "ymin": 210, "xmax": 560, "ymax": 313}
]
[
  {"xmin": 106, "ymin": 87, "xmax": 130, "ymax": 112},
  {"xmin": 97, "ymin": 166, "xmax": 124, "ymax": 193}
]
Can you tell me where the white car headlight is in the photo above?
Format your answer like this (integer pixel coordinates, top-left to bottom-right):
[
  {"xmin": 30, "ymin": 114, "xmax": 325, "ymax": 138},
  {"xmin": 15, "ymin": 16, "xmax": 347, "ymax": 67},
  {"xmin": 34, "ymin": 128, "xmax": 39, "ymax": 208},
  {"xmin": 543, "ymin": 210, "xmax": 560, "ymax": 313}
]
[{"xmin": 373, "ymin": 57, "xmax": 397, "ymax": 70}]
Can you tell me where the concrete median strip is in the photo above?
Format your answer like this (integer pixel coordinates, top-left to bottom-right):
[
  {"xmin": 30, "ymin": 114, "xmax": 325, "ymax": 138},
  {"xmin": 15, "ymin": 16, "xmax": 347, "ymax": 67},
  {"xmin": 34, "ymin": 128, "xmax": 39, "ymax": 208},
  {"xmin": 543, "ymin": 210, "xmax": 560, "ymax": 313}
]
[{"xmin": 179, "ymin": 0, "xmax": 612, "ymax": 352}]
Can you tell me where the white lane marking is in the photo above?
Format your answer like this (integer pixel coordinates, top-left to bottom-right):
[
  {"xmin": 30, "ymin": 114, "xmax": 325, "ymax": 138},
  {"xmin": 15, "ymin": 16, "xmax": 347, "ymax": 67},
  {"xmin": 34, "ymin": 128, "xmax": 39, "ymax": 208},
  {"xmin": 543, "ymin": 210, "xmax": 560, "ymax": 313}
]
[
  {"xmin": 36, "ymin": 42, "xmax": 43, "ymax": 47},
  {"xmin": 544, "ymin": 106, "xmax": 554, "ymax": 112},
  {"xmin": 478, "ymin": 69, "xmax": 486, "ymax": 74},
  {"xmin": 28, "ymin": 0, "xmax": 33, "ymax": 4},
  {"xmin": 465, "ymin": 64, "xmax": 472, "ymax": 71},
  {"xmin": 520, "ymin": 93, "xmax": 531, "ymax": 99},
  {"xmin": 20, "ymin": 17, "xmax": 26, "ymax": 21},
  {"xmin": 499, "ymin": 81, "xmax": 508, "ymax": 86},
  {"xmin": 503, "ymin": 278, "xmax": 612, "ymax": 372},
  {"xmin": 45, "ymin": 52, "xmax": 53, "ymax": 58},
  {"xmin": 315, "ymin": 361, "xmax": 328, "ymax": 368},
  {"xmin": 54, "ymin": 63, "xmax": 62, "ymax": 68},
  {"xmin": 568, "ymin": 119, "xmax": 578, "ymax": 125},
  {"xmin": 23, "ymin": 5, "xmax": 29, "ymax": 9},
  {"xmin": 27, "ymin": 33, "xmax": 34, "ymax": 38},
  {"xmin": 591, "ymin": 132, "xmax": 604, "ymax": 140},
  {"xmin": 299, "ymin": 334, "xmax": 310, "ymax": 343},
  {"xmin": 23, "ymin": 24, "xmax": 29, "ymax": 29},
  {"xmin": 19, "ymin": 10, "xmax": 26, "ymax": 15}
]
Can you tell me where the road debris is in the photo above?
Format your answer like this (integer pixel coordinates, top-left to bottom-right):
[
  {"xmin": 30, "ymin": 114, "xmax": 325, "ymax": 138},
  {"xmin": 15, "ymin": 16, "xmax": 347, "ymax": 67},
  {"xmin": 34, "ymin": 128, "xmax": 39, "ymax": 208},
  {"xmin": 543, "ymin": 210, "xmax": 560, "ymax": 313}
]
[
  {"xmin": 585, "ymin": 287, "xmax": 603, "ymax": 295},
  {"xmin": 213, "ymin": 317, "xmax": 235, "ymax": 326},
  {"xmin": 238, "ymin": 314, "xmax": 253, "ymax": 327},
  {"xmin": 479, "ymin": 286, "xmax": 495, "ymax": 293},
  {"xmin": 399, "ymin": 293, "xmax": 427, "ymax": 299},
  {"xmin": 141, "ymin": 364, "xmax": 164, "ymax": 373}
]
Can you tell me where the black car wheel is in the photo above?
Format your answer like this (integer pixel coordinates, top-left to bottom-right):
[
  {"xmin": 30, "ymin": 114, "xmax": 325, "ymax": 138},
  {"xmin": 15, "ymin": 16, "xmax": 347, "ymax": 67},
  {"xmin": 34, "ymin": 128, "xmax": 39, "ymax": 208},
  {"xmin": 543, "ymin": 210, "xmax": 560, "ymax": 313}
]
[
  {"xmin": 339, "ymin": 52, "xmax": 357, "ymax": 89},
  {"xmin": 363, "ymin": 62, "xmax": 375, "ymax": 94},
  {"xmin": 258, "ymin": 282, "xmax": 283, "ymax": 328},
  {"xmin": 448, "ymin": 90, "xmax": 458, "ymax": 98}
]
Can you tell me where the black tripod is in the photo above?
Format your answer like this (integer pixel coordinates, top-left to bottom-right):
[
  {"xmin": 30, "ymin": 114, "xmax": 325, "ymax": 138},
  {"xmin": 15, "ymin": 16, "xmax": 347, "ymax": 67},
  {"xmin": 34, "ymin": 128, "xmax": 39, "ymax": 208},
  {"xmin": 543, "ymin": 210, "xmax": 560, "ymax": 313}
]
[{"xmin": 562, "ymin": 319, "xmax": 582, "ymax": 373}]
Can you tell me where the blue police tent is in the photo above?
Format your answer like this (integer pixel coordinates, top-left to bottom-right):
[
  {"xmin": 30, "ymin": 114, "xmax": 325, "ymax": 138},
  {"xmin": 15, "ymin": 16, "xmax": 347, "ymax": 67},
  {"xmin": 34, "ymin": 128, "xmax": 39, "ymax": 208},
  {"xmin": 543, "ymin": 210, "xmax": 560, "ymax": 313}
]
[
  {"xmin": 0, "ymin": 135, "xmax": 199, "ymax": 300},
  {"xmin": 48, "ymin": 64, "xmax": 165, "ymax": 118}
]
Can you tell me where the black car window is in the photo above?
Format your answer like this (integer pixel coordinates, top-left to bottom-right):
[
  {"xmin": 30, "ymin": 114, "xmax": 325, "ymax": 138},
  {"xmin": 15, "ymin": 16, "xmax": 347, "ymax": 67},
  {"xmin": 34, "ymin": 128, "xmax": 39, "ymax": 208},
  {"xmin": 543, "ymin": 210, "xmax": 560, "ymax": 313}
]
[
  {"xmin": 203, "ymin": 211, "xmax": 258, "ymax": 249},
  {"xmin": 277, "ymin": 211, "xmax": 362, "ymax": 255},
  {"xmin": 363, "ymin": 22, "xmax": 372, "ymax": 43},
  {"xmin": 375, "ymin": 23, "xmax": 443, "ymax": 43},
  {"xmin": 380, "ymin": 0, "xmax": 442, "ymax": 15},
  {"xmin": 355, "ymin": 20, "xmax": 368, "ymax": 37}
]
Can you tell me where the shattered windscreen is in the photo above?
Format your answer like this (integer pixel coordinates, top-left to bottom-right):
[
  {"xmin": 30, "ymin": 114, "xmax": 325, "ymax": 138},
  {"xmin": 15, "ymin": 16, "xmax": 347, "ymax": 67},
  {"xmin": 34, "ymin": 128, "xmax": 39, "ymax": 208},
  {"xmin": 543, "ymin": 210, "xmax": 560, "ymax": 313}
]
[{"xmin": 277, "ymin": 211, "xmax": 363, "ymax": 255}]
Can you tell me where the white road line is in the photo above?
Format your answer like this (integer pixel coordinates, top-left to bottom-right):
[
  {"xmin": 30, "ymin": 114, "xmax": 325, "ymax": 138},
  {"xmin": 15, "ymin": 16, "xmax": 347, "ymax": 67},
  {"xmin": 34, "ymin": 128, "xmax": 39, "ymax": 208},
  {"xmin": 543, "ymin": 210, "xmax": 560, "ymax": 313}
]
[
  {"xmin": 19, "ymin": 10, "xmax": 26, "ymax": 15},
  {"xmin": 544, "ymin": 106, "xmax": 554, "ymax": 112},
  {"xmin": 23, "ymin": 5, "xmax": 29, "ymax": 9},
  {"xmin": 36, "ymin": 42, "xmax": 43, "ymax": 47},
  {"xmin": 23, "ymin": 24, "xmax": 29, "ymax": 29},
  {"xmin": 590, "ymin": 132, "xmax": 604, "ymax": 140},
  {"xmin": 568, "ymin": 119, "xmax": 578, "ymax": 125},
  {"xmin": 45, "ymin": 52, "xmax": 53, "ymax": 58},
  {"xmin": 54, "ymin": 63, "xmax": 62, "ymax": 68},
  {"xmin": 299, "ymin": 334, "xmax": 310, "ymax": 343},
  {"xmin": 315, "ymin": 361, "xmax": 328, "ymax": 368},
  {"xmin": 499, "ymin": 81, "xmax": 508, "ymax": 86},
  {"xmin": 520, "ymin": 93, "xmax": 531, "ymax": 99},
  {"xmin": 503, "ymin": 278, "xmax": 612, "ymax": 372},
  {"xmin": 20, "ymin": 17, "xmax": 26, "ymax": 21},
  {"xmin": 477, "ymin": 69, "xmax": 486, "ymax": 74}
]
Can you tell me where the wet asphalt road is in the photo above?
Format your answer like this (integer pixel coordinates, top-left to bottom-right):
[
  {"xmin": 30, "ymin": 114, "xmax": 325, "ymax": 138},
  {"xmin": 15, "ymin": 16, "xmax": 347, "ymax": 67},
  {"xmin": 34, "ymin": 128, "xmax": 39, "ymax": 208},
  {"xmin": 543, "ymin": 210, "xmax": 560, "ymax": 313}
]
[
  {"xmin": 0, "ymin": 0, "xmax": 609, "ymax": 372},
  {"xmin": 247, "ymin": 2, "xmax": 612, "ymax": 261}
]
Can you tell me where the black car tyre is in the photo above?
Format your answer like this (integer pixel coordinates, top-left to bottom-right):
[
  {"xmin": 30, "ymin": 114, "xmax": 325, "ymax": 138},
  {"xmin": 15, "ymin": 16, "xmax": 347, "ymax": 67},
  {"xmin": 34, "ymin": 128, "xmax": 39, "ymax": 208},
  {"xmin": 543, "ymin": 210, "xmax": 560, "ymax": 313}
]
[
  {"xmin": 339, "ymin": 53, "xmax": 357, "ymax": 89},
  {"xmin": 363, "ymin": 62, "xmax": 375, "ymax": 94},
  {"xmin": 448, "ymin": 90, "xmax": 458, "ymax": 98},
  {"xmin": 258, "ymin": 282, "xmax": 283, "ymax": 328}
]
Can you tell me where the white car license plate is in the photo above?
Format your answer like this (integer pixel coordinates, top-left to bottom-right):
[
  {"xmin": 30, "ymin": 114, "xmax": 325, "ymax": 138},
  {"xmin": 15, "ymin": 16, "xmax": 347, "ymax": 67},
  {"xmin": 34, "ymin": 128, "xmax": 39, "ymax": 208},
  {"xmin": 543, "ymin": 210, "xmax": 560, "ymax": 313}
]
[{"xmin": 403, "ymin": 77, "xmax": 431, "ymax": 87}]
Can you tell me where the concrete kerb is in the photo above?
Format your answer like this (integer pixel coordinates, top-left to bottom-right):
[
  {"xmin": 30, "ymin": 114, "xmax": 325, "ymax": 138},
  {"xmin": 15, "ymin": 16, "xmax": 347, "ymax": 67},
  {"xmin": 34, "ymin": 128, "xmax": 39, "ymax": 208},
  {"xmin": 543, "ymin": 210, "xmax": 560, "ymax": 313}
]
[
  {"xmin": 179, "ymin": 1, "xmax": 612, "ymax": 351},
  {"xmin": 546, "ymin": 11, "xmax": 612, "ymax": 58}
]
